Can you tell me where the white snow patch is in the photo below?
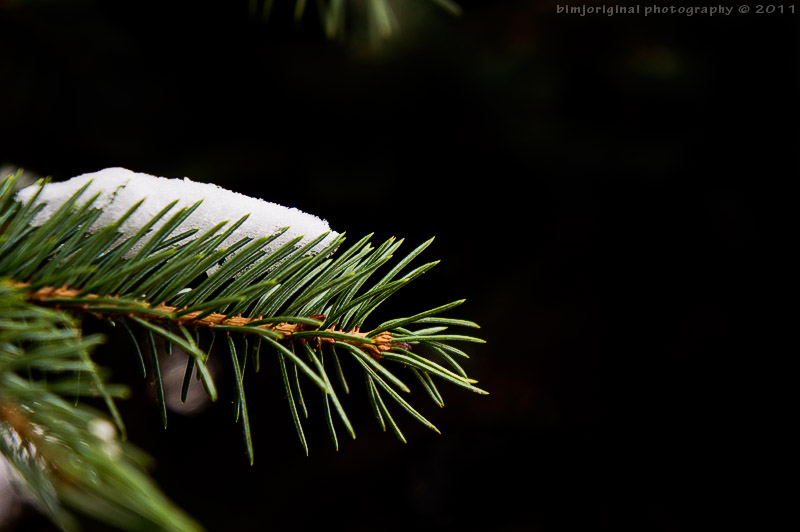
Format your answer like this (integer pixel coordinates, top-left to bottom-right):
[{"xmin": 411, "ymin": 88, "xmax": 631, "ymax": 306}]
[{"xmin": 16, "ymin": 168, "xmax": 339, "ymax": 272}]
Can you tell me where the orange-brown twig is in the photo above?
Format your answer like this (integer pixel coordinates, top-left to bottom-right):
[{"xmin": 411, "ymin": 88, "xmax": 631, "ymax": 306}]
[{"xmin": 13, "ymin": 282, "xmax": 402, "ymax": 360}]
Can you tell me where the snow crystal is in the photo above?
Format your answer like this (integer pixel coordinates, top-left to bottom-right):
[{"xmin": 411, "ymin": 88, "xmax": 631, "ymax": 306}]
[{"xmin": 16, "ymin": 168, "xmax": 339, "ymax": 272}]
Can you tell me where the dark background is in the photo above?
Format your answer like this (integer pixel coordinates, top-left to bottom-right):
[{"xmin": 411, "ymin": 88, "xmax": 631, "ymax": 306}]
[{"xmin": 0, "ymin": 1, "xmax": 794, "ymax": 530}]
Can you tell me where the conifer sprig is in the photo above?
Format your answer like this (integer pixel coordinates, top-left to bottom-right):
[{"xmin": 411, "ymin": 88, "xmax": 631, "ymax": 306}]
[
  {"xmin": 251, "ymin": 0, "xmax": 462, "ymax": 42},
  {"xmin": 0, "ymin": 283, "xmax": 200, "ymax": 532},
  {"xmin": 0, "ymin": 170, "xmax": 485, "ymax": 530}
]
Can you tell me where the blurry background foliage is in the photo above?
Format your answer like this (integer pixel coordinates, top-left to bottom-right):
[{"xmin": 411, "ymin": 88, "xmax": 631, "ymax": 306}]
[{"xmin": 0, "ymin": 0, "xmax": 795, "ymax": 530}]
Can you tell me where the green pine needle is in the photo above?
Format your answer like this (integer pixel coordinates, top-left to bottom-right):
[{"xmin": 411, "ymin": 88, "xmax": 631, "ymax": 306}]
[
  {"xmin": 279, "ymin": 353, "xmax": 309, "ymax": 455},
  {"xmin": 228, "ymin": 336, "xmax": 254, "ymax": 465}
]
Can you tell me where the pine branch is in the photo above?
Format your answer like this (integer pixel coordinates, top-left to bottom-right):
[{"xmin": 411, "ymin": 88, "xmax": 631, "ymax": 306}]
[
  {"xmin": 0, "ymin": 283, "xmax": 200, "ymax": 532},
  {"xmin": 0, "ymin": 168, "xmax": 485, "ymax": 531},
  {"xmin": 250, "ymin": 0, "xmax": 462, "ymax": 44}
]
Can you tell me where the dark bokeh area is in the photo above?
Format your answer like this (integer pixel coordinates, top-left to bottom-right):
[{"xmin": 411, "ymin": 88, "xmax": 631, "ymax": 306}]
[{"xmin": 0, "ymin": 1, "xmax": 794, "ymax": 530}]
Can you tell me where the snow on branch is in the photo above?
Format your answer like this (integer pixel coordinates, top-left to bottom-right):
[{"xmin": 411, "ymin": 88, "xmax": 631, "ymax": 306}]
[{"xmin": 16, "ymin": 168, "xmax": 339, "ymax": 271}]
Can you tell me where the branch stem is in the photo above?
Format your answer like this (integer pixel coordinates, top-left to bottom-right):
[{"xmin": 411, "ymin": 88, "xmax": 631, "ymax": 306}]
[{"xmin": 13, "ymin": 282, "xmax": 400, "ymax": 359}]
